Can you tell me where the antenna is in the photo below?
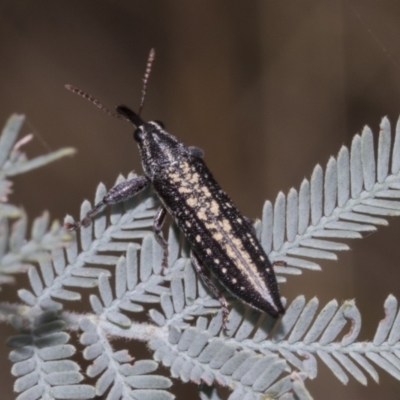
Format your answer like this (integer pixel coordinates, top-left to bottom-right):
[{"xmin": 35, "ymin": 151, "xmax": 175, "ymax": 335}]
[
  {"xmin": 138, "ymin": 48, "xmax": 156, "ymax": 117},
  {"xmin": 65, "ymin": 48, "xmax": 156, "ymax": 121},
  {"xmin": 65, "ymin": 84, "xmax": 127, "ymax": 121}
]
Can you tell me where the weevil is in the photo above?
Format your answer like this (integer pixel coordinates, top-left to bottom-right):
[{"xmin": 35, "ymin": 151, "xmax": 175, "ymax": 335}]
[{"xmin": 66, "ymin": 49, "xmax": 284, "ymax": 326}]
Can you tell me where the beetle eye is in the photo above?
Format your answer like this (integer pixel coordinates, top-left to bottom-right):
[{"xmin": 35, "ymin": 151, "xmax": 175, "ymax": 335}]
[
  {"xmin": 133, "ymin": 128, "xmax": 144, "ymax": 142},
  {"xmin": 154, "ymin": 120, "xmax": 165, "ymax": 129}
]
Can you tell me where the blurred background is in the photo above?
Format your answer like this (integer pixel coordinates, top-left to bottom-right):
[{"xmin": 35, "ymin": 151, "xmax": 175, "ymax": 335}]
[{"xmin": 1, "ymin": 0, "xmax": 400, "ymax": 398}]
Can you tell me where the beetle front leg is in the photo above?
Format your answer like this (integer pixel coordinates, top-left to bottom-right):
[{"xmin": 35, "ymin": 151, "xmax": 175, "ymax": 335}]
[
  {"xmin": 190, "ymin": 251, "xmax": 230, "ymax": 329},
  {"xmin": 153, "ymin": 206, "xmax": 168, "ymax": 269},
  {"xmin": 66, "ymin": 176, "xmax": 149, "ymax": 230}
]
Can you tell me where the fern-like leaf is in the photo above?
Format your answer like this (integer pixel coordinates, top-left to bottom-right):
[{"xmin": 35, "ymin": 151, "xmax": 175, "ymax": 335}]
[
  {"xmin": 263, "ymin": 117, "xmax": 400, "ymax": 281},
  {"xmin": 7, "ymin": 115, "xmax": 400, "ymax": 399},
  {"xmin": 7, "ymin": 310, "xmax": 95, "ymax": 400},
  {"xmin": 0, "ymin": 114, "xmax": 75, "ymax": 287},
  {"xmin": 148, "ymin": 290, "xmax": 400, "ymax": 398},
  {"xmin": 80, "ymin": 317, "xmax": 173, "ymax": 399}
]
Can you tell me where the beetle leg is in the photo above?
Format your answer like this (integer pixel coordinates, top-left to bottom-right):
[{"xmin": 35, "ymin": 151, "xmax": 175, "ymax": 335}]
[
  {"xmin": 153, "ymin": 206, "xmax": 168, "ymax": 269},
  {"xmin": 66, "ymin": 176, "xmax": 149, "ymax": 230},
  {"xmin": 190, "ymin": 251, "xmax": 230, "ymax": 329},
  {"xmin": 272, "ymin": 260, "xmax": 287, "ymax": 268}
]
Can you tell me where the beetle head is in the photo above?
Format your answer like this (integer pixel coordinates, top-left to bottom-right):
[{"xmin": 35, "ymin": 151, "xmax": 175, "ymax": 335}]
[{"xmin": 117, "ymin": 105, "xmax": 186, "ymax": 179}]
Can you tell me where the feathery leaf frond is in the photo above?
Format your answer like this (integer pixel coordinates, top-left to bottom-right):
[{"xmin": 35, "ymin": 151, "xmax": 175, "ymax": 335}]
[
  {"xmin": 80, "ymin": 317, "xmax": 173, "ymax": 400},
  {"xmin": 0, "ymin": 115, "xmax": 75, "ymax": 287},
  {"xmin": 8, "ymin": 310, "xmax": 95, "ymax": 400},
  {"xmin": 261, "ymin": 117, "xmax": 400, "ymax": 281},
  {"xmin": 3, "ymin": 114, "xmax": 400, "ymax": 399}
]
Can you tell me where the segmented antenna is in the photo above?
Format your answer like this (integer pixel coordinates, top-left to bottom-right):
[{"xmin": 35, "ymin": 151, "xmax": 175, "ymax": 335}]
[
  {"xmin": 65, "ymin": 84, "xmax": 127, "ymax": 120},
  {"xmin": 138, "ymin": 48, "xmax": 155, "ymax": 117},
  {"xmin": 66, "ymin": 48, "xmax": 156, "ymax": 121}
]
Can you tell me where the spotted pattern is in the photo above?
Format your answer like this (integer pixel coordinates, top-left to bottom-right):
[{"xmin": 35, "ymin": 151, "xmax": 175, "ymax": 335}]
[{"xmin": 152, "ymin": 156, "xmax": 283, "ymax": 316}]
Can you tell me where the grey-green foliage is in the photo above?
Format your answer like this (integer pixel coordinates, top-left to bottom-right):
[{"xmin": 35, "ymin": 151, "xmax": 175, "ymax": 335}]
[
  {"xmin": 0, "ymin": 115, "xmax": 74, "ymax": 288},
  {"xmin": 3, "ymin": 114, "xmax": 400, "ymax": 399},
  {"xmin": 262, "ymin": 117, "xmax": 400, "ymax": 281},
  {"xmin": 8, "ymin": 310, "xmax": 93, "ymax": 400}
]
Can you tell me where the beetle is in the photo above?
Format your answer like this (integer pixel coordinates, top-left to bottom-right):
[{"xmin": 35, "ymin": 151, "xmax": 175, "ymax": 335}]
[{"xmin": 66, "ymin": 50, "xmax": 284, "ymax": 326}]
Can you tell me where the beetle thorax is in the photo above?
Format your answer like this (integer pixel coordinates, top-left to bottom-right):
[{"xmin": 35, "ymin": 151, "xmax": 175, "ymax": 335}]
[{"xmin": 137, "ymin": 122, "xmax": 188, "ymax": 180}]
